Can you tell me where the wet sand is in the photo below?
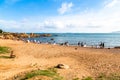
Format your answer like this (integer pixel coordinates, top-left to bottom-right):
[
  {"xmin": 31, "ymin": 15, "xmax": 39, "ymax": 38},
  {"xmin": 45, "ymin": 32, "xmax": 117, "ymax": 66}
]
[{"xmin": 0, "ymin": 39, "xmax": 120, "ymax": 80}]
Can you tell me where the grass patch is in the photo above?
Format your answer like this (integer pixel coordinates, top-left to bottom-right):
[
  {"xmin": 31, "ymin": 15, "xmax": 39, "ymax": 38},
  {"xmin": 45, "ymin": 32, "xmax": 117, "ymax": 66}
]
[
  {"xmin": 21, "ymin": 68, "xmax": 63, "ymax": 80},
  {"xmin": 0, "ymin": 46, "xmax": 10, "ymax": 54},
  {"xmin": 73, "ymin": 77, "xmax": 80, "ymax": 80},
  {"xmin": 82, "ymin": 77, "xmax": 93, "ymax": 80}
]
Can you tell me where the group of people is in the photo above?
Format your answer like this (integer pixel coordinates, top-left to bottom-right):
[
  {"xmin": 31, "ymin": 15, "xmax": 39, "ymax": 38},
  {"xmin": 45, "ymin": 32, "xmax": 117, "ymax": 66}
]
[
  {"xmin": 60, "ymin": 41, "xmax": 69, "ymax": 46},
  {"xmin": 77, "ymin": 42, "xmax": 87, "ymax": 47},
  {"xmin": 24, "ymin": 39, "xmax": 57, "ymax": 45},
  {"xmin": 24, "ymin": 39, "xmax": 42, "ymax": 44},
  {"xmin": 99, "ymin": 42, "xmax": 105, "ymax": 48},
  {"xmin": 77, "ymin": 41, "xmax": 105, "ymax": 48},
  {"xmin": 23, "ymin": 39, "xmax": 105, "ymax": 48}
]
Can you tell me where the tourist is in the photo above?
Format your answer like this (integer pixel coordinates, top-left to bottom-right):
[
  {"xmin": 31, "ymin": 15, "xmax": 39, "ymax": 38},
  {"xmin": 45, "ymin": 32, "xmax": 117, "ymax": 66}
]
[
  {"xmin": 53, "ymin": 41, "xmax": 56, "ymax": 45},
  {"xmin": 81, "ymin": 42, "xmax": 84, "ymax": 47},
  {"xmin": 83, "ymin": 43, "xmax": 87, "ymax": 47},
  {"xmin": 78, "ymin": 41, "xmax": 80, "ymax": 46}
]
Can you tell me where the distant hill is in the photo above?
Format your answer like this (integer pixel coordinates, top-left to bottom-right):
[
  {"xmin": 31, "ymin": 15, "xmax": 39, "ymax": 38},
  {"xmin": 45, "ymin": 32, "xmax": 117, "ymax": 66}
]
[{"xmin": 112, "ymin": 31, "xmax": 120, "ymax": 33}]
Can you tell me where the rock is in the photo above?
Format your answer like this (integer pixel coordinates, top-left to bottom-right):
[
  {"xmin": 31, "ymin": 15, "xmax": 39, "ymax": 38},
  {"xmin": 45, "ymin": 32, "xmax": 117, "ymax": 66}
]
[
  {"xmin": 1, "ymin": 32, "xmax": 52, "ymax": 40},
  {"xmin": 29, "ymin": 33, "xmax": 40, "ymax": 38},
  {"xmin": 41, "ymin": 34, "xmax": 52, "ymax": 37},
  {"xmin": 56, "ymin": 64, "xmax": 69, "ymax": 69},
  {"xmin": 4, "ymin": 34, "xmax": 15, "ymax": 39},
  {"xmin": 50, "ymin": 38, "xmax": 54, "ymax": 40},
  {"xmin": 75, "ymin": 48, "xmax": 77, "ymax": 50}
]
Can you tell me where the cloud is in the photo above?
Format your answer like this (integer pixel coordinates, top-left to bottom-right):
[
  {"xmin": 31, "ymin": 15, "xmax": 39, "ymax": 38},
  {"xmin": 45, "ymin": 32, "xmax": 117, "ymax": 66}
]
[
  {"xmin": 52, "ymin": 0, "xmax": 120, "ymax": 33},
  {"xmin": 105, "ymin": 0, "xmax": 119, "ymax": 8},
  {"xmin": 1, "ymin": 0, "xmax": 120, "ymax": 33},
  {"xmin": 58, "ymin": 2, "xmax": 73, "ymax": 14},
  {"xmin": 0, "ymin": 19, "xmax": 43, "ymax": 32}
]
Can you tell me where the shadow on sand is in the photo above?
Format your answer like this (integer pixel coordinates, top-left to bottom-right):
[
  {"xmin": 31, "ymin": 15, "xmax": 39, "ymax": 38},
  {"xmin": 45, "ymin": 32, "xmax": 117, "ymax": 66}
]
[{"xmin": 0, "ymin": 55, "xmax": 11, "ymax": 59}]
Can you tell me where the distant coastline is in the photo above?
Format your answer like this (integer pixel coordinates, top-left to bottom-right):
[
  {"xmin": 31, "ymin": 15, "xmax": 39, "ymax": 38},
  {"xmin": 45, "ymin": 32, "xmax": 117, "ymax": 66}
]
[{"xmin": 111, "ymin": 31, "xmax": 120, "ymax": 33}]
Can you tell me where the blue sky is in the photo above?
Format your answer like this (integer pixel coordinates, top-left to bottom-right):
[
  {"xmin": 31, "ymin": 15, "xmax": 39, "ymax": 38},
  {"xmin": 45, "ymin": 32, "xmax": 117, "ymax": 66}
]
[{"xmin": 0, "ymin": 0, "xmax": 120, "ymax": 33}]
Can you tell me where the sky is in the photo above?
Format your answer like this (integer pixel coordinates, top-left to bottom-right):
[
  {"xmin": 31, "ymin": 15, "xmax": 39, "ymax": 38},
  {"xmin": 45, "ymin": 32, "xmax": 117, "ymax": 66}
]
[{"xmin": 0, "ymin": 0, "xmax": 120, "ymax": 33}]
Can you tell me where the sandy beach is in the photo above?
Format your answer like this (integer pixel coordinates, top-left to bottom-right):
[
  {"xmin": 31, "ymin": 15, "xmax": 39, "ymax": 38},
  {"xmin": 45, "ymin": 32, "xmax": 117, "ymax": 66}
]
[{"xmin": 0, "ymin": 39, "xmax": 120, "ymax": 80}]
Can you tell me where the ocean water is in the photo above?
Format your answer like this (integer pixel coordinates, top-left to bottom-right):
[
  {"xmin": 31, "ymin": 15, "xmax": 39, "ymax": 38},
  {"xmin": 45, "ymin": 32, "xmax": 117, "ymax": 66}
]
[{"xmin": 26, "ymin": 33, "xmax": 120, "ymax": 48}]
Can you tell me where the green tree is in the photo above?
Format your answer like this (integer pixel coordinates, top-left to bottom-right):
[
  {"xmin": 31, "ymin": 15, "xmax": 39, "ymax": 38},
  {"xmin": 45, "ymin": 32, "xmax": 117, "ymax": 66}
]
[{"xmin": 0, "ymin": 29, "xmax": 3, "ymax": 33}]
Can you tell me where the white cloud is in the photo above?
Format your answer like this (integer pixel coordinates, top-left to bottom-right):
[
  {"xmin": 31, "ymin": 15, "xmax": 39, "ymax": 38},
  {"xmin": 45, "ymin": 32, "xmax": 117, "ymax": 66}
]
[
  {"xmin": 58, "ymin": 2, "xmax": 73, "ymax": 14},
  {"xmin": 1, "ymin": 0, "xmax": 120, "ymax": 33},
  {"xmin": 105, "ymin": 0, "xmax": 119, "ymax": 8},
  {"xmin": 0, "ymin": 19, "xmax": 43, "ymax": 32}
]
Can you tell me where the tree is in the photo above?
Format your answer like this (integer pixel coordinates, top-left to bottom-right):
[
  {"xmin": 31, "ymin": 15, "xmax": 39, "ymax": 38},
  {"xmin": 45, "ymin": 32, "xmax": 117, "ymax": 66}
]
[{"xmin": 0, "ymin": 29, "xmax": 3, "ymax": 33}]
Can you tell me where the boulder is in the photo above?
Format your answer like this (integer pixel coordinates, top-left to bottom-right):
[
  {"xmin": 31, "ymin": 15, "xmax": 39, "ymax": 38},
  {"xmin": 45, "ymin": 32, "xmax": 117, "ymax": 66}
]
[
  {"xmin": 4, "ymin": 34, "xmax": 15, "ymax": 39},
  {"xmin": 29, "ymin": 33, "xmax": 40, "ymax": 38},
  {"xmin": 55, "ymin": 64, "xmax": 69, "ymax": 69}
]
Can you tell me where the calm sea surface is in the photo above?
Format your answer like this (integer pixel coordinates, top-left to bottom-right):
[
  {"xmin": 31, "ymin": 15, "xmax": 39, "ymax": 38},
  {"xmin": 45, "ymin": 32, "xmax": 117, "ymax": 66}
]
[{"xmin": 26, "ymin": 33, "xmax": 120, "ymax": 48}]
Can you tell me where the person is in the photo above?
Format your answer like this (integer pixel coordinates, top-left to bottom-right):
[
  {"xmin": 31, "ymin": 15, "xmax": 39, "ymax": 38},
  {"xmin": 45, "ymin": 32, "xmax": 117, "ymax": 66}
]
[
  {"xmin": 60, "ymin": 43, "xmax": 64, "ymax": 45},
  {"xmin": 81, "ymin": 42, "xmax": 84, "ymax": 47},
  {"xmin": 83, "ymin": 43, "xmax": 87, "ymax": 47},
  {"xmin": 37, "ymin": 40, "xmax": 40, "ymax": 44},
  {"xmin": 66, "ymin": 42, "xmax": 69, "ymax": 46},
  {"xmin": 64, "ymin": 41, "xmax": 69, "ymax": 46},
  {"xmin": 102, "ymin": 42, "xmax": 105, "ymax": 48},
  {"xmin": 53, "ymin": 41, "xmax": 56, "ymax": 45},
  {"xmin": 99, "ymin": 42, "xmax": 102, "ymax": 48},
  {"xmin": 78, "ymin": 41, "xmax": 80, "ymax": 46},
  {"xmin": 34, "ymin": 39, "xmax": 36, "ymax": 43},
  {"xmin": 99, "ymin": 42, "xmax": 105, "ymax": 48}
]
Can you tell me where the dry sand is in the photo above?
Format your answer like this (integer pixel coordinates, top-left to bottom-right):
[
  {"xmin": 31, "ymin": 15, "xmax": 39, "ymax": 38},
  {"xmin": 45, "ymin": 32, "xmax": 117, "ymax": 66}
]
[{"xmin": 0, "ymin": 39, "xmax": 120, "ymax": 80}]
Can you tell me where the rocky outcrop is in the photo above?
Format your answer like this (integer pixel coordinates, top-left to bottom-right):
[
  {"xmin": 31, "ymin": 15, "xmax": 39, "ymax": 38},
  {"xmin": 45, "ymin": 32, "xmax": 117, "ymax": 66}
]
[
  {"xmin": 0, "ymin": 32, "xmax": 52, "ymax": 40},
  {"xmin": 2, "ymin": 33, "xmax": 29, "ymax": 39},
  {"xmin": 4, "ymin": 34, "xmax": 15, "ymax": 39},
  {"xmin": 11, "ymin": 33, "xmax": 29, "ymax": 38},
  {"xmin": 40, "ymin": 34, "xmax": 52, "ymax": 37},
  {"xmin": 29, "ymin": 33, "xmax": 40, "ymax": 38}
]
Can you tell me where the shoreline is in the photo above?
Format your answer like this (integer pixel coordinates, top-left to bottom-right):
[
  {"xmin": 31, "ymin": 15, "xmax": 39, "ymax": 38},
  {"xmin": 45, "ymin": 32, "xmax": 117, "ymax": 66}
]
[{"xmin": 22, "ymin": 38, "xmax": 119, "ymax": 49}]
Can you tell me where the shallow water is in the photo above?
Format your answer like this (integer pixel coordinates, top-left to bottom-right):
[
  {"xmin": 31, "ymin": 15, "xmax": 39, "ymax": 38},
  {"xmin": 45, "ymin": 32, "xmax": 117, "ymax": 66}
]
[{"xmin": 26, "ymin": 33, "xmax": 120, "ymax": 48}]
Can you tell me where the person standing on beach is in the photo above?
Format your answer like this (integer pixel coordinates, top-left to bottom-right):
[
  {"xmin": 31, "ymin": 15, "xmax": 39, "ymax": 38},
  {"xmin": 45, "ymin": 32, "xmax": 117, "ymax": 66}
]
[
  {"xmin": 102, "ymin": 42, "xmax": 105, "ymax": 48},
  {"xmin": 64, "ymin": 41, "xmax": 69, "ymax": 46},
  {"xmin": 81, "ymin": 42, "xmax": 84, "ymax": 47},
  {"xmin": 53, "ymin": 41, "xmax": 56, "ymax": 45},
  {"xmin": 99, "ymin": 42, "xmax": 105, "ymax": 48},
  {"xmin": 84, "ymin": 42, "xmax": 87, "ymax": 47},
  {"xmin": 78, "ymin": 41, "xmax": 80, "ymax": 46}
]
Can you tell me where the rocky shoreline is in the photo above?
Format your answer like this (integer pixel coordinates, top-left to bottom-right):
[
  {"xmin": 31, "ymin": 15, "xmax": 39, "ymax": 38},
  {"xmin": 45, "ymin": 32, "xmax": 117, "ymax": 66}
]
[{"xmin": 0, "ymin": 32, "xmax": 52, "ymax": 40}]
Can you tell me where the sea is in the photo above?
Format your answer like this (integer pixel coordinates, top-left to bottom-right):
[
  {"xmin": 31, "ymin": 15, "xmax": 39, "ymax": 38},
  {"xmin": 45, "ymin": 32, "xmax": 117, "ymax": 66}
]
[{"xmin": 25, "ymin": 33, "xmax": 120, "ymax": 48}]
